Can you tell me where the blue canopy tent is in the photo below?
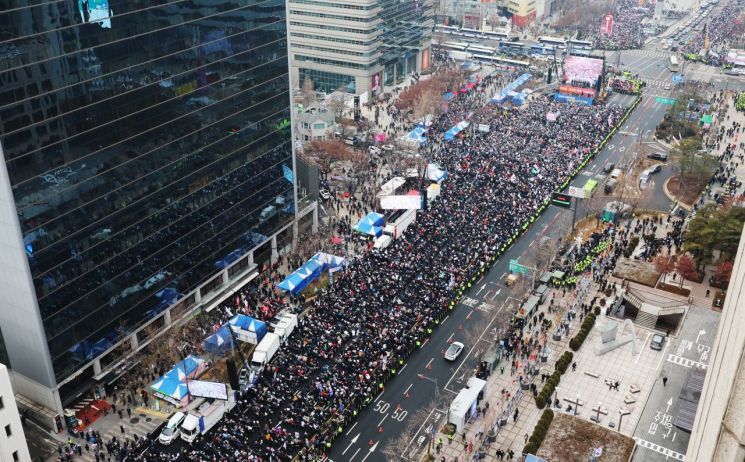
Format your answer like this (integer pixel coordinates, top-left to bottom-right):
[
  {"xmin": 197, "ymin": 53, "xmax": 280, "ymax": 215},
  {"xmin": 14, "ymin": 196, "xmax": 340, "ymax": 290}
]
[
  {"xmin": 353, "ymin": 213, "xmax": 384, "ymax": 236},
  {"xmin": 229, "ymin": 315, "xmax": 267, "ymax": 344},
  {"xmin": 277, "ymin": 252, "xmax": 347, "ymax": 295},
  {"xmin": 406, "ymin": 126, "xmax": 427, "ymax": 146},
  {"xmin": 203, "ymin": 326, "xmax": 234, "ymax": 354},
  {"xmin": 151, "ymin": 373, "xmax": 189, "ymax": 405}
]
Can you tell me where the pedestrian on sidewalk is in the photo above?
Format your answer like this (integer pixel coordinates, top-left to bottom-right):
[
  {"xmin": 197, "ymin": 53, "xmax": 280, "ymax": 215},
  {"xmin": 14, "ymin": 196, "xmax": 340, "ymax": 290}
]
[
  {"xmin": 507, "ymin": 449, "xmax": 514, "ymax": 460},
  {"xmin": 524, "ymin": 433, "xmax": 529, "ymax": 444},
  {"xmin": 120, "ymin": 424, "xmax": 125, "ymax": 434},
  {"xmin": 663, "ymin": 376, "xmax": 668, "ymax": 387},
  {"xmin": 126, "ymin": 407, "xmax": 132, "ymax": 418},
  {"xmin": 513, "ymin": 409, "xmax": 519, "ymax": 422},
  {"xmin": 572, "ymin": 362, "xmax": 577, "ymax": 372}
]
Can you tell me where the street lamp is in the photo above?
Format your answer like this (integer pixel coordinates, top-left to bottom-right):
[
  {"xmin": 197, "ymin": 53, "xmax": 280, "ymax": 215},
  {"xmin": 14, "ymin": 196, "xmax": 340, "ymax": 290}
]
[
  {"xmin": 596, "ymin": 401, "xmax": 602, "ymax": 422},
  {"xmin": 575, "ymin": 394, "xmax": 580, "ymax": 416}
]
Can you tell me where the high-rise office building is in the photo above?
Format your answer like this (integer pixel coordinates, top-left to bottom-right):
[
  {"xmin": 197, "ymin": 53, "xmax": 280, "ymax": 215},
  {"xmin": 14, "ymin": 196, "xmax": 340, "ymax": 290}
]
[
  {"xmin": 288, "ymin": 0, "xmax": 433, "ymax": 96},
  {"xmin": 0, "ymin": 363, "xmax": 31, "ymax": 462},
  {"xmin": 0, "ymin": 0, "xmax": 309, "ymax": 415},
  {"xmin": 687, "ymin": 224, "xmax": 745, "ymax": 461}
]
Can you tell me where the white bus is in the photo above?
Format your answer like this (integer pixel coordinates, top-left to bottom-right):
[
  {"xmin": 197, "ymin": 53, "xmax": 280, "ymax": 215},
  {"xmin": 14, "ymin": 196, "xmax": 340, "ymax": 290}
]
[
  {"xmin": 472, "ymin": 54, "xmax": 530, "ymax": 68},
  {"xmin": 467, "ymin": 44, "xmax": 496, "ymax": 56},
  {"xmin": 435, "ymin": 25, "xmax": 460, "ymax": 35},
  {"xmin": 484, "ymin": 30, "xmax": 510, "ymax": 41},
  {"xmin": 460, "ymin": 28, "xmax": 484, "ymax": 38},
  {"xmin": 568, "ymin": 39, "xmax": 593, "ymax": 49},
  {"xmin": 538, "ymin": 36, "xmax": 567, "ymax": 47},
  {"xmin": 669, "ymin": 55, "xmax": 679, "ymax": 71}
]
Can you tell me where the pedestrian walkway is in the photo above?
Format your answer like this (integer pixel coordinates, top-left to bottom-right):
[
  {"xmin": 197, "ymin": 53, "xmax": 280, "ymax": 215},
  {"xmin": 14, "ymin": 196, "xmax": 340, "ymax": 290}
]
[{"xmin": 433, "ymin": 275, "xmax": 610, "ymax": 461}]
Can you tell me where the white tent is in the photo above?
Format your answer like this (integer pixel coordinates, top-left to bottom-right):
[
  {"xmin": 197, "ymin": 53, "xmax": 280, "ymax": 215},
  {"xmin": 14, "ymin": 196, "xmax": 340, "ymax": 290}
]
[{"xmin": 448, "ymin": 377, "xmax": 487, "ymax": 433}]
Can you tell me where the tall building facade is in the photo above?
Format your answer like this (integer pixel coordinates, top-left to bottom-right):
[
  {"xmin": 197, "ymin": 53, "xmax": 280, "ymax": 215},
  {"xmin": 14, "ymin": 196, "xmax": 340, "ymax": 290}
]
[
  {"xmin": 0, "ymin": 0, "xmax": 306, "ymax": 414},
  {"xmin": 686, "ymin": 224, "xmax": 745, "ymax": 461},
  {"xmin": 288, "ymin": 0, "xmax": 434, "ymax": 96},
  {"xmin": 0, "ymin": 364, "xmax": 31, "ymax": 462}
]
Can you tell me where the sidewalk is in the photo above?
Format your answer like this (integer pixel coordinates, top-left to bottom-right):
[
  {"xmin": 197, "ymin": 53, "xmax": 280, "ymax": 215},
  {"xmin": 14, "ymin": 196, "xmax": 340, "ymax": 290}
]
[{"xmin": 434, "ymin": 274, "xmax": 609, "ymax": 461}]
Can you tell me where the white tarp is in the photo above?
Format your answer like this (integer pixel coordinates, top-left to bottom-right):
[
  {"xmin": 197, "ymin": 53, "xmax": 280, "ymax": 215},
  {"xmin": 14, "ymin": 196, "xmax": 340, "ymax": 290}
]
[
  {"xmin": 380, "ymin": 194, "xmax": 422, "ymax": 210},
  {"xmin": 448, "ymin": 377, "xmax": 487, "ymax": 433}
]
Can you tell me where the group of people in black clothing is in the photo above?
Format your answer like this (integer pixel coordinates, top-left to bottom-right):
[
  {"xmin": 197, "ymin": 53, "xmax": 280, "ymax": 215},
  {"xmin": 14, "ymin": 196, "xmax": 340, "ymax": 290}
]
[{"xmin": 125, "ymin": 71, "xmax": 627, "ymax": 461}]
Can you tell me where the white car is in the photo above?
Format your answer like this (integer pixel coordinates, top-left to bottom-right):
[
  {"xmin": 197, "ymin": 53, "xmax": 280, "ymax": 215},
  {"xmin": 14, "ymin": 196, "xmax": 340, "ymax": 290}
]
[
  {"xmin": 664, "ymin": 83, "xmax": 671, "ymax": 90},
  {"xmin": 319, "ymin": 189, "xmax": 331, "ymax": 201},
  {"xmin": 444, "ymin": 342, "xmax": 465, "ymax": 361}
]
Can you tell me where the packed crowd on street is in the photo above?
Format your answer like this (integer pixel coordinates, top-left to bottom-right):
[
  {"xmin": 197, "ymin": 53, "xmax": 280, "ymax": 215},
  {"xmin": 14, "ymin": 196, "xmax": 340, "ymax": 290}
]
[
  {"xmin": 108, "ymin": 70, "xmax": 629, "ymax": 462},
  {"xmin": 585, "ymin": 0, "xmax": 653, "ymax": 50},
  {"xmin": 681, "ymin": 0, "xmax": 745, "ymax": 65}
]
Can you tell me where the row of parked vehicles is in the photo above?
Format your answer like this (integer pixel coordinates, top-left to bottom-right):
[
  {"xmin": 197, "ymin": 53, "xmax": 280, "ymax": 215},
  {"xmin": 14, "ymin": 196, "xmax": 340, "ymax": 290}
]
[{"xmin": 158, "ymin": 310, "xmax": 299, "ymax": 446}]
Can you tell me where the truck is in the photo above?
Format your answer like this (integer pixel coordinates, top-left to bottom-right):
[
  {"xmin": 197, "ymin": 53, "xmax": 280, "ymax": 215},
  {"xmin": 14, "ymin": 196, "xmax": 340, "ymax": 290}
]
[
  {"xmin": 273, "ymin": 314, "xmax": 298, "ymax": 343},
  {"xmin": 250, "ymin": 332, "xmax": 281, "ymax": 373},
  {"xmin": 180, "ymin": 392, "xmax": 236, "ymax": 443}
]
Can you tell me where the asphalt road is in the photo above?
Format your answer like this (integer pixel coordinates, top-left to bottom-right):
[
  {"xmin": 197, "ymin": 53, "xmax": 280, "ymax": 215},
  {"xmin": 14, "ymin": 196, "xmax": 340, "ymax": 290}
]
[
  {"xmin": 631, "ymin": 306, "xmax": 721, "ymax": 461},
  {"xmin": 326, "ymin": 89, "xmax": 675, "ymax": 462}
]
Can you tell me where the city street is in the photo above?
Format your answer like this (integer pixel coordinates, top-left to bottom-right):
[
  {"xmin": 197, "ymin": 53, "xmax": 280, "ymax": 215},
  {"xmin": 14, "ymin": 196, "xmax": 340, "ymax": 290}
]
[
  {"xmin": 327, "ymin": 84, "xmax": 677, "ymax": 462},
  {"xmin": 632, "ymin": 306, "xmax": 721, "ymax": 461}
]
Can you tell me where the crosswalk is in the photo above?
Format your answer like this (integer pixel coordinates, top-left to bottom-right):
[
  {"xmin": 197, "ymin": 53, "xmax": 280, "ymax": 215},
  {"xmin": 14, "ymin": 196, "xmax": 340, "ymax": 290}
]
[
  {"xmin": 633, "ymin": 437, "xmax": 686, "ymax": 461},
  {"xmin": 667, "ymin": 353, "xmax": 708, "ymax": 370},
  {"xmin": 622, "ymin": 49, "xmax": 672, "ymax": 59}
]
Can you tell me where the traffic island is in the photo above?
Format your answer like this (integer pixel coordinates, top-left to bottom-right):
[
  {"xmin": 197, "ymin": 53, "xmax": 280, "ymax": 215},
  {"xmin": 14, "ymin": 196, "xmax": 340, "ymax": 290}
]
[
  {"xmin": 664, "ymin": 175, "xmax": 703, "ymax": 210},
  {"xmin": 536, "ymin": 413, "xmax": 635, "ymax": 462}
]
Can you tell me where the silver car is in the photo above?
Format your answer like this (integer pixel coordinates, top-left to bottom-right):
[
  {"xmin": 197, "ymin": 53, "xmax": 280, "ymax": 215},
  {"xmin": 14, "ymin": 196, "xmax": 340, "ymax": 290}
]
[{"xmin": 444, "ymin": 342, "xmax": 465, "ymax": 361}]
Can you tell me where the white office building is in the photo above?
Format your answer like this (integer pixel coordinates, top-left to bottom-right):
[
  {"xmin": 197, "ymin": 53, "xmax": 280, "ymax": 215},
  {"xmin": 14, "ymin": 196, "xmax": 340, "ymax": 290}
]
[
  {"xmin": 288, "ymin": 0, "xmax": 433, "ymax": 96},
  {"xmin": 0, "ymin": 364, "xmax": 31, "ymax": 462}
]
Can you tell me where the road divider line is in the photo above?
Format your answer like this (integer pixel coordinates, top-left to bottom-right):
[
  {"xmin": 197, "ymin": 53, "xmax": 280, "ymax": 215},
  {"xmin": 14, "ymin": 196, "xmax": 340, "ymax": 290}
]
[
  {"xmin": 399, "ymin": 363, "xmax": 408, "ymax": 374},
  {"xmin": 403, "ymin": 383, "xmax": 413, "ymax": 396},
  {"xmin": 374, "ymin": 390, "xmax": 384, "ymax": 402},
  {"xmin": 425, "ymin": 358, "xmax": 434, "ymax": 370},
  {"xmin": 441, "ymin": 315, "xmax": 449, "ymax": 325},
  {"xmin": 346, "ymin": 422, "xmax": 358, "ymax": 436},
  {"xmin": 377, "ymin": 413, "xmax": 389, "ymax": 428}
]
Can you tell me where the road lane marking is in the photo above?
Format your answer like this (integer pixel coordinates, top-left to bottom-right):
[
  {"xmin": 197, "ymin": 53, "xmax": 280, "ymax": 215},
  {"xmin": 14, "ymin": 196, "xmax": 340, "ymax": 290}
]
[
  {"xmin": 633, "ymin": 437, "xmax": 685, "ymax": 460},
  {"xmin": 374, "ymin": 390, "xmax": 384, "ymax": 402},
  {"xmin": 425, "ymin": 358, "xmax": 434, "ymax": 369},
  {"xmin": 441, "ymin": 315, "xmax": 450, "ymax": 325},
  {"xmin": 403, "ymin": 383, "xmax": 413, "ymax": 395},
  {"xmin": 399, "ymin": 363, "xmax": 407, "ymax": 374},
  {"xmin": 349, "ymin": 447, "xmax": 361, "ymax": 461},
  {"xmin": 377, "ymin": 413, "xmax": 389, "ymax": 427},
  {"xmin": 447, "ymin": 333, "xmax": 454, "ymax": 343},
  {"xmin": 346, "ymin": 422, "xmax": 358, "ymax": 436}
]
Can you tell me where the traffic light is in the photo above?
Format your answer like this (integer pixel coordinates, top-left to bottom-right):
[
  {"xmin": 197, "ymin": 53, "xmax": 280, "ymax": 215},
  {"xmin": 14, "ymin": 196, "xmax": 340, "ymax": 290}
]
[{"xmin": 550, "ymin": 192, "xmax": 572, "ymax": 209}]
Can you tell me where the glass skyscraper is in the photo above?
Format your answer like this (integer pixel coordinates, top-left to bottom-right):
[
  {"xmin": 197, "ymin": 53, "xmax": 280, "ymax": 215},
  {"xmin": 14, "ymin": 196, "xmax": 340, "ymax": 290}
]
[{"xmin": 0, "ymin": 0, "xmax": 298, "ymax": 408}]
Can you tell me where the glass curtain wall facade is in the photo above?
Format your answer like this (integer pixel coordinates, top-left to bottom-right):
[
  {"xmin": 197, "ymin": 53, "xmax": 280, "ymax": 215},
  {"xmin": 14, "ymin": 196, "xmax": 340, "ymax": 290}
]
[{"xmin": 0, "ymin": 0, "xmax": 293, "ymax": 390}]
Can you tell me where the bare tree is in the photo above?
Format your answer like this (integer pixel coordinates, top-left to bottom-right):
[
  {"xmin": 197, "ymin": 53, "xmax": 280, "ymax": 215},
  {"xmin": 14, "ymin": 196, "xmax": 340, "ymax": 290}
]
[{"xmin": 301, "ymin": 76, "xmax": 316, "ymax": 108}]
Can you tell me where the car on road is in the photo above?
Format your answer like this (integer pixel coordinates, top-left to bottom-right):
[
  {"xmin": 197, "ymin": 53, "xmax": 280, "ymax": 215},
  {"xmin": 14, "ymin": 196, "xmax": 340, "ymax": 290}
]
[
  {"xmin": 664, "ymin": 83, "xmax": 671, "ymax": 90},
  {"xmin": 319, "ymin": 189, "xmax": 331, "ymax": 201},
  {"xmin": 648, "ymin": 164, "xmax": 662, "ymax": 174},
  {"xmin": 650, "ymin": 333, "xmax": 666, "ymax": 350},
  {"xmin": 444, "ymin": 341, "xmax": 465, "ymax": 361},
  {"xmin": 648, "ymin": 152, "xmax": 668, "ymax": 161},
  {"xmin": 159, "ymin": 412, "xmax": 186, "ymax": 445},
  {"xmin": 603, "ymin": 162, "xmax": 615, "ymax": 174}
]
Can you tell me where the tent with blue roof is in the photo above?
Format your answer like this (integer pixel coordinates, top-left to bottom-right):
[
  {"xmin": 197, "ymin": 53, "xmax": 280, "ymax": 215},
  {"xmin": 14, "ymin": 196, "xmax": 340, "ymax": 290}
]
[
  {"xmin": 353, "ymin": 212, "xmax": 384, "ymax": 236},
  {"xmin": 229, "ymin": 315, "xmax": 267, "ymax": 344},
  {"xmin": 151, "ymin": 373, "xmax": 190, "ymax": 406},
  {"xmin": 277, "ymin": 252, "xmax": 347, "ymax": 295},
  {"xmin": 203, "ymin": 326, "xmax": 234, "ymax": 354}
]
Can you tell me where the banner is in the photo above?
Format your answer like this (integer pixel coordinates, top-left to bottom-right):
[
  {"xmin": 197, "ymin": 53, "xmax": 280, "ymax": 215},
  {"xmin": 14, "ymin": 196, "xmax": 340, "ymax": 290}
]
[
  {"xmin": 601, "ymin": 13, "xmax": 614, "ymax": 35},
  {"xmin": 559, "ymin": 85, "xmax": 596, "ymax": 98},
  {"xmin": 380, "ymin": 195, "xmax": 422, "ymax": 210}
]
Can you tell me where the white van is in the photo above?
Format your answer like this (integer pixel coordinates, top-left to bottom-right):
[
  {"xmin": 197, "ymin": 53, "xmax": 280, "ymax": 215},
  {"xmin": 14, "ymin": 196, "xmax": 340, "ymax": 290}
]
[{"xmin": 159, "ymin": 412, "xmax": 186, "ymax": 445}]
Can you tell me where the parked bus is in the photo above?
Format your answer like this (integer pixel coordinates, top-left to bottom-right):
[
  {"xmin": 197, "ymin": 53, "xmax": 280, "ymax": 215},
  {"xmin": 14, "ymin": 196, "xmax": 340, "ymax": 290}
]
[
  {"xmin": 568, "ymin": 48, "xmax": 591, "ymax": 57},
  {"xmin": 460, "ymin": 27, "xmax": 484, "ymax": 38},
  {"xmin": 435, "ymin": 25, "xmax": 460, "ymax": 35},
  {"xmin": 483, "ymin": 30, "xmax": 510, "ymax": 41},
  {"xmin": 472, "ymin": 54, "xmax": 530, "ymax": 68},
  {"xmin": 434, "ymin": 42, "xmax": 471, "ymax": 61},
  {"xmin": 499, "ymin": 42, "xmax": 528, "ymax": 55},
  {"xmin": 468, "ymin": 44, "xmax": 496, "ymax": 56},
  {"xmin": 538, "ymin": 36, "xmax": 567, "ymax": 47},
  {"xmin": 669, "ymin": 55, "xmax": 679, "ymax": 72},
  {"xmin": 568, "ymin": 39, "xmax": 593, "ymax": 49}
]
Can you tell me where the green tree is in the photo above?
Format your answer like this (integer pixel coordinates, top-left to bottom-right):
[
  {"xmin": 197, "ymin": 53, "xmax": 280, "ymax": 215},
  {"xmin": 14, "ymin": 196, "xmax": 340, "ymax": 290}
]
[
  {"xmin": 672, "ymin": 137, "xmax": 702, "ymax": 175},
  {"xmin": 684, "ymin": 204, "xmax": 745, "ymax": 267}
]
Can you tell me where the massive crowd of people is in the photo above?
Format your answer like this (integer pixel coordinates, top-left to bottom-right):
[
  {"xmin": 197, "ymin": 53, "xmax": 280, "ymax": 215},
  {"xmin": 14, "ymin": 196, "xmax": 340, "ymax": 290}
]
[
  {"xmin": 681, "ymin": 0, "xmax": 745, "ymax": 65},
  {"xmin": 586, "ymin": 0, "xmax": 654, "ymax": 50},
  {"xmin": 121, "ymin": 71, "xmax": 627, "ymax": 461}
]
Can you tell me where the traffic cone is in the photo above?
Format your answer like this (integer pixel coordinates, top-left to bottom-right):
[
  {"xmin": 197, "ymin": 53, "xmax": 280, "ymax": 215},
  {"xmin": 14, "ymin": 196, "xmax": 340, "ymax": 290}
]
[
  {"xmin": 405, "ymin": 391, "xmax": 411, "ymax": 398},
  {"xmin": 378, "ymin": 426, "xmax": 384, "ymax": 433},
  {"xmin": 369, "ymin": 439, "xmax": 374, "ymax": 446}
]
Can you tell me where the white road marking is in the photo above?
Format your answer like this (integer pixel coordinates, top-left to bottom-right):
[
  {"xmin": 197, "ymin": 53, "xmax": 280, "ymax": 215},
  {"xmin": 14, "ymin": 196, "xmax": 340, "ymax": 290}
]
[
  {"xmin": 441, "ymin": 315, "xmax": 449, "ymax": 325},
  {"xmin": 346, "ymin": 422, "xmax": 358, "ymax": 436},
  {"xmin": 633, "ymin": 437, "xmax": 686, "ymax": 461},
  {"xmin": 377, "ymin": 413, "xmax": 389, "ymax": 428}
]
